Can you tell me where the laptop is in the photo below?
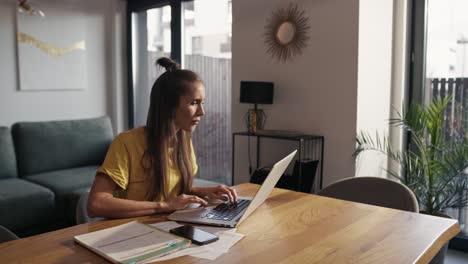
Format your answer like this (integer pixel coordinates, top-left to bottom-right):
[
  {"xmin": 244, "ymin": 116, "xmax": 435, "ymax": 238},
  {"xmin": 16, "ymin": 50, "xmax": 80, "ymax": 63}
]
[{"xmin": 167, "ymin": 150, "xmax": 297, "ymax": 227}]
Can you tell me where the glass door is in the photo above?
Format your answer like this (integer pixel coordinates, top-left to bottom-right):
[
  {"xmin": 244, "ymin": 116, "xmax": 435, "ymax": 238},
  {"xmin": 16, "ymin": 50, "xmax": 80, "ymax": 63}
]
[
  {"xmin": 181, "ymin": 0, "xmax": 232, "ymax": 184},
  {"xmin": 418, "ymin": 0, "xmax": 468, "ymax": 246},
  {"xmin": 128, "ymin": 0, "xmax": 232, "ymax": 185},
  {"xmin": 425, "ymin": 0, "xmax": 468, "ymax": 144},
  {"xmin": 131, "ymin": 5, "xmax": 171, "ymax": 127}
]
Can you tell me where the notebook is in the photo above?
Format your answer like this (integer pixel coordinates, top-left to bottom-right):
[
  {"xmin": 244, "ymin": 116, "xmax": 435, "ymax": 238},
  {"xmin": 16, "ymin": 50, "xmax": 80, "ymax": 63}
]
[{"xmin": 74, "ymin": 221, "xmax": 191, "ymax": 264}]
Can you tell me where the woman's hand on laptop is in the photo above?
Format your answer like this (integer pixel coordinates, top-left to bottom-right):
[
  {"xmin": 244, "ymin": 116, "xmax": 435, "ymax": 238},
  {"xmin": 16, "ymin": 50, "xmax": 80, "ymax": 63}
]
[
  {"xmin": 192, "ymin": 185, "xmax": 238, "ymax": 203},
  {"xmin": 163, "ymin": 194, "xmax": 208, "ymax": 211}
]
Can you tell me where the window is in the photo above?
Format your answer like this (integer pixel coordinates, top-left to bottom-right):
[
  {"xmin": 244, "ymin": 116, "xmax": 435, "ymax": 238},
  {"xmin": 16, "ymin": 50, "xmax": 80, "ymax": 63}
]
[
  {"xmin": 131, "ymin": 5, "xmax": 171, "ymax": 127},
  {"xmin": 182, "ymin": 0, "xmax": 232, "ymax": 184},
  {"xmin": 128, "ymin": 0, "xmax": 232, "ymax": 185},
  {"xmin": 227, "ymin": 0, "xmax": 232, "ymax": 24},
  {"xmin": 191, "ymin": 36, "xmax": 202, "ymax": 54},
  {"xmin": 411, "ymin": 0, "xmax": 468, "ymax": 250}
]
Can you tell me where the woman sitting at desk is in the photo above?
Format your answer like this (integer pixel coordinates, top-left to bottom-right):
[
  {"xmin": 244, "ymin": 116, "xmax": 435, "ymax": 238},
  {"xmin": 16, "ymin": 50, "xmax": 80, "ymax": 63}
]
[{"xmin": 87, "ymin": 57, "xmax": 237, "ymax": 218}]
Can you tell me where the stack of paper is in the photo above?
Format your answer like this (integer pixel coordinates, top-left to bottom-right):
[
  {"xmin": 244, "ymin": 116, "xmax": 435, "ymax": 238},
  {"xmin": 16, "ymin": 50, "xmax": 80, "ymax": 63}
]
[{"xmin": 143, "ymin": 221, "xmax": 245, "ymax": 262}]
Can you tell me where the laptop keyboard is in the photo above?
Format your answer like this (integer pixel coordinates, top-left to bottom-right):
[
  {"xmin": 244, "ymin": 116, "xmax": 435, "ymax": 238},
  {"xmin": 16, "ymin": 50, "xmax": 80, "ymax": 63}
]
[{"xmin": 202, "ymin": 199, "xmax": 251, "ymax": 221}]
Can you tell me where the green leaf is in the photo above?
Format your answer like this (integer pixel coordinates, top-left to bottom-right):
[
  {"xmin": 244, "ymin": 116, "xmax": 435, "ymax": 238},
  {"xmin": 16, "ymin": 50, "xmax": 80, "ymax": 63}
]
[{"xmin": 355, "ymin": 95, "xmax": 468, "ymax": 215}]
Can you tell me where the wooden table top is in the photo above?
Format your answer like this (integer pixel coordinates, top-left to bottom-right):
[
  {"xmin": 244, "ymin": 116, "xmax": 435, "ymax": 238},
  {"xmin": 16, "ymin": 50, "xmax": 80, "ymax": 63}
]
[{"xmin": 0, "ymin": 183, "xmax": 460, "ymax": 263}]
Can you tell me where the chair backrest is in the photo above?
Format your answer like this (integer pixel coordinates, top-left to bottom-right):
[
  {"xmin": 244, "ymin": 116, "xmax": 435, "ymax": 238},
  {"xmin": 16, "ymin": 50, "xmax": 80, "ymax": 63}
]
[
  {"xmin": 0, "ymin": 127, "xmax": 18, "ymax": 179},
  {"xmin": 318, "ymin": 177, "xmax": 419, "ymax": 212},
  {"xmin": 0, "ymin": 225, "xmax": 19, "ymax": 243},
  {"xmin": 76, "ymin": 191, "xmax": 105, "ymax": 225},
  {"xmin": 12, "ymin": 116, "xmax": 113, "ymax": 176}
]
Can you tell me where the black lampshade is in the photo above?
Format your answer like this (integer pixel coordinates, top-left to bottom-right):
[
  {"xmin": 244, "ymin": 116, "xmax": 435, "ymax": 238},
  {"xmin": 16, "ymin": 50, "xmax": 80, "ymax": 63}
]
[{"xmin": 240, "ymin": 81, "xmax": 274, "ymax": 104}]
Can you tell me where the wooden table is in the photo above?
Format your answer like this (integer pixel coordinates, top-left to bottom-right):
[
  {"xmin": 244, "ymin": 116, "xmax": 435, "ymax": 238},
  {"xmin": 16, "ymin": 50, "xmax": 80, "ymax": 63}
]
[{"xmin": 0, "ymin": 183, "xmax": 460, "ymax": 263}]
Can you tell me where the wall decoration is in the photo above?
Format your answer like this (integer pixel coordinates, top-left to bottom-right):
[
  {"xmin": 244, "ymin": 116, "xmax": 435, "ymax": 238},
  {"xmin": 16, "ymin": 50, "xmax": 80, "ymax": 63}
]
[
  {"xmin": 263, "ymin": 3, "xmax": 310, "ymax": 63},
  {"xmin": 16, "ymin": 0, "xmax": 87, "ymax": 90}
]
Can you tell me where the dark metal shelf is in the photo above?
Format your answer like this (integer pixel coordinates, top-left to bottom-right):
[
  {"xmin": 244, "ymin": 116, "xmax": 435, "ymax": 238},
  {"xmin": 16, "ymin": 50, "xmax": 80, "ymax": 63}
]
[
  {"xmin": 233, "ymin": 131, "xmax": 323, "ymax": 141},
  {"xmin": 232, "ymin": 131, "xmax": 324, "ymax": 193}
]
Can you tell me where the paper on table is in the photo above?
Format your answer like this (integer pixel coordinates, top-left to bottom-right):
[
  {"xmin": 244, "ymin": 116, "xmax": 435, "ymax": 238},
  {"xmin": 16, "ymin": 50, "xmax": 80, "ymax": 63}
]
[
  {"xmin": 190, "ymin": 231, "xmax": 244, "ymax": 260},
  {"xmin": 146, "ymin": 221, "xmax": 245, "ymax": 261},
  {"xmin": 206, "ymin": 231, "xmax": 244, "ymax": 253}
]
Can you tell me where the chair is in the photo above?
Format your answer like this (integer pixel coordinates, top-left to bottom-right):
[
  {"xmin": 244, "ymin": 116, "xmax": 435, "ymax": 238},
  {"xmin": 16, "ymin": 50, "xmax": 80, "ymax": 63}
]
[
  {"xmin": 318, "ymin": 177, "xmax": 419, "ymax": 212},
  {"xmin": 75, "ymin": 191, "xmax": 105, "ymax": 224},
  {"xmin": 0, "ymin": 225, "xmax": 19, "ymax": 243}
]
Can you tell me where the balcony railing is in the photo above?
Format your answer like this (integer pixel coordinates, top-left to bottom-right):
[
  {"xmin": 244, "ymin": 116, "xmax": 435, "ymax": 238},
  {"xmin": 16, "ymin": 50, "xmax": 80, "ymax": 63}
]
[
  {"xmin": 429, "ymin": 77, "xmax": 468, "ymax": 236},
  {"xmin": 185, "ymin": 55, "xmax": 232, "ymax": 184},
  {"xmin": 429, "ymin": 78, "xmax": 468, "ymax": 143}
]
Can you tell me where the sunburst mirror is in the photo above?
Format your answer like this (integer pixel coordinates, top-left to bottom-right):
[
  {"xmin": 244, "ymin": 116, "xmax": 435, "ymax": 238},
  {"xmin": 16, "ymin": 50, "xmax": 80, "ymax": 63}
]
[{"xmin": 264, "ymin": 3, "xmax": 310, "ymax": 63}]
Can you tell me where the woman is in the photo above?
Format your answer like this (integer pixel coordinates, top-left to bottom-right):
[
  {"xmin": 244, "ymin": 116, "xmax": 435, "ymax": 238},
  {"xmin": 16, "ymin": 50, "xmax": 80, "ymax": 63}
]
[{"xmin": 87, "ymin": 57, "xmax": 237, "ymax": 218}]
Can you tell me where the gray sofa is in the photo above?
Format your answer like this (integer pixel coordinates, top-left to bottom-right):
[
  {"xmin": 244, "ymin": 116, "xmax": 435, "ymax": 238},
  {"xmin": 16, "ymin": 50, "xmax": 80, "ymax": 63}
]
[
  {"xmin": 0, "ymin": 117, "xmax": 113, "ymax": 236},
  {"xmin": 0, "ymin": 116, "xmax": 218, "ymax": 237}
]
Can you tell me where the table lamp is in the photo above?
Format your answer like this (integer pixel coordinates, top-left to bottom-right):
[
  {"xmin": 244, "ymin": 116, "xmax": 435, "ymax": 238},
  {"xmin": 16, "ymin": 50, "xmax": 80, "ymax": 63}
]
[{"xmin": 240, "ymin": 81, "xmax": 274, "ymax": 133}]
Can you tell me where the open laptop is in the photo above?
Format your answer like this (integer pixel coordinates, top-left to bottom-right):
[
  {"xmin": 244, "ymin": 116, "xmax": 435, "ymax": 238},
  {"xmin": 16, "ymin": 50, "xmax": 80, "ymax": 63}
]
[{"xmin": 168, "ymin": 150, "xmax": 297, "ymax": 228}]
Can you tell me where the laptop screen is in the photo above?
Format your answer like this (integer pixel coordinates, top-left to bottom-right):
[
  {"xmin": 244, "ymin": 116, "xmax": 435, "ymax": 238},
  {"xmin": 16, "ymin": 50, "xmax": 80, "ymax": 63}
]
[{"xmin": 237, "ymin": 150, "xmax": 297, "ymax": 225}]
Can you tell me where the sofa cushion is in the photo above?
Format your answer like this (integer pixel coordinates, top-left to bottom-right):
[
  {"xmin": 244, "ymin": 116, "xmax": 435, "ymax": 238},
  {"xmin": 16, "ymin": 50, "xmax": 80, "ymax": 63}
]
[
  {"xmin": 0, "ymin": 178, "xmax": 55, "ymax": 231},
  {"xmin": 26, "ymin": 165, "xmax": 98, "ymax": 222},
  {"xmin": 26, "ymin": 165, "xmax": 99, "ymax": 198},
  {"xmin": 12, "ymin": 116, "xmax": 113, "ymax": 176},
  {"xmin": 0, "ymin": 127, "xmax": 18, "ymax": 179}
]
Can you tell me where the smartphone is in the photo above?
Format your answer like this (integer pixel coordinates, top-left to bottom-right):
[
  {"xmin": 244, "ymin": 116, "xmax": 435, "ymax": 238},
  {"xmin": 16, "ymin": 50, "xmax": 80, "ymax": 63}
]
[{"xmin": 170, "ymin": 225, "xmax": 219, "ymax": 245}]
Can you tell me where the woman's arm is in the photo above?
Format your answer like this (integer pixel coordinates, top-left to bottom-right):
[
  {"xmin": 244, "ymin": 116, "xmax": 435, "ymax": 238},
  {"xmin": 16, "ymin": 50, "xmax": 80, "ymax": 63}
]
[
  {"xmin": 88, "ymin": 173, "xmax": 208, "ymax": 218},
  {"xmin": 87, "ymin": 173, "xmax": 168, "ymax": 218}
]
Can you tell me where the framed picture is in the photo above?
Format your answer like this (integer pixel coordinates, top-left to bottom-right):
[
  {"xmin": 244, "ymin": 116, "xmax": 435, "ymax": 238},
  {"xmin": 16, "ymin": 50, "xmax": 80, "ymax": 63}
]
[{"xmin": 16, "ymin": 0, "xmax": 87, "ymax": 91}]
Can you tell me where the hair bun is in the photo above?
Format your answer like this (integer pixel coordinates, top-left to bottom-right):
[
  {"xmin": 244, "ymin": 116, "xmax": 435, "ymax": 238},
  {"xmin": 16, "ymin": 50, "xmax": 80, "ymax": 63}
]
[{"xmin": 156, "ymin": 57, "xmax": 180, "ymax": 72}]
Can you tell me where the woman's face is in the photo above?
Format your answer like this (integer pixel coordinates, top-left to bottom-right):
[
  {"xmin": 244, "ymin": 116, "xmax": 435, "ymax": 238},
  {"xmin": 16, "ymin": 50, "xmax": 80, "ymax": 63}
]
[{"xmin": 174, "ymin": 81, "xmax": 205, "ymax": 132}]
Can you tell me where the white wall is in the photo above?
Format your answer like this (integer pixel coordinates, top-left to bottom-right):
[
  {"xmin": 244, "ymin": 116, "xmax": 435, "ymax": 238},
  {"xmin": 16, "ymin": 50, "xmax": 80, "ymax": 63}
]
[
  {"xmin": 232, "ymin": 0, "xmax": 359, "ymax": 187},
  {"xmin": 355, "ymin": 0, "xmax": 393, "ymax": 177},
  {"xmin": 0, "ymin": 0, "xmax": 127, "ymax": 133}
]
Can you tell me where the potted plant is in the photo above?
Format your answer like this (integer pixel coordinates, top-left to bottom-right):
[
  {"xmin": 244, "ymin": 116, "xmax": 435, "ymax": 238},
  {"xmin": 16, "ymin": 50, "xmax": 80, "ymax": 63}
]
[{"xmin": 355, "ymin": 96, "xmax": 468, "ymax": 263}]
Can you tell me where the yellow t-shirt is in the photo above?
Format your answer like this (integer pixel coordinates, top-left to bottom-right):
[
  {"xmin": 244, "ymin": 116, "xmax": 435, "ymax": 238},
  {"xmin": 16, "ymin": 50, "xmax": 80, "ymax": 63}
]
[{"xmin": 96, "ymin": 127, "xmax": 198, "ymax": 201}]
